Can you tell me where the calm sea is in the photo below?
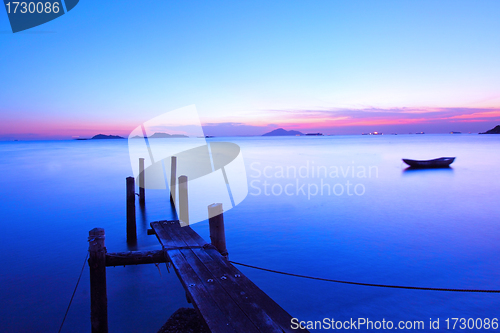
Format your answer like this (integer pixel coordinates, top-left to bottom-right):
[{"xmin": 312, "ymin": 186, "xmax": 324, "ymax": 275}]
[{"xmin": 1, "ymin": 134, "xmax": 499, "ymax": 332}]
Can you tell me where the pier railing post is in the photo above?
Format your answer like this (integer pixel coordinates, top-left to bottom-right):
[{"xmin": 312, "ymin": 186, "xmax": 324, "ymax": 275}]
[
  {"xmin": 88, "ymin": 228, "xmax": 108, "ymax": 333},
  {"xmin": 139, "ymin": 158, "xmax": 145, "ymax": 205},
  {"xmin": 178, "ymin": 175, "xmax": 189, "ymax": 225},
  {"xmin": 126, "ymin": 177, "xmax": 137, "ymax": 241},
  {"xmin": 170, "ymin": 156, "xmax": 177, "ymax": 204},
  {"xmin": 208, "ymin": 203, "xmax": 228, "ymax": 259}
]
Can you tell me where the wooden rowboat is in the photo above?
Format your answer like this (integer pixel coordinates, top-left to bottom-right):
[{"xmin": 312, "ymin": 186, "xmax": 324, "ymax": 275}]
[{"xmin": 402, "ymin": 157, "xmax": 455, "ymax": 168}]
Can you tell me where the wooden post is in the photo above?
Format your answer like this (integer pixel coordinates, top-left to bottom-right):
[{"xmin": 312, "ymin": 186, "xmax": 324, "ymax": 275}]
[
  {"xmin": 139, "ymin": 158, "xmax": 145, "ymax": 205},
  {"xmin": 126, "ymin": 177, "xmax": 137, "ymax": 241},
  {"xmin": 178, "ymin": 175, "xmax": 189, "ymax": 225},
  {"xmin": 208, "ymin": 203, "xmax": 228, "ymax": 259},
  {"xmin": 88, "ymin": 228, "xmax": 108, "ymax": 333},
  {"xmin": 170, "ymin": 156, "xmax": 177, "ymax": 204}
]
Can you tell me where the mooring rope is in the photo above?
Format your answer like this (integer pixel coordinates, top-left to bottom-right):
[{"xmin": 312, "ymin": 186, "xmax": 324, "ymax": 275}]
[
  {"xmin": 58, "ymin": 252, "xmax": 89, "ymax": 333},
  {"xmin": 230, "ymin": 261, "xmax": 500, "ymax": 293}
]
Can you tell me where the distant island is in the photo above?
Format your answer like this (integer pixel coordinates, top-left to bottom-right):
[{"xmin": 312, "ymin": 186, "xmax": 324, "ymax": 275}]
[
  {"xmin": 130, "ymin": 132, "xmax": 189, "ymax": 139},
  {"xmin": 74, "ymin": 134, "xmax": 125, "ymax": 140},
  {"xmin": 262, "ymin": 128, "xmax": 304, "ymax": 136},
  {"xmin": 149, "ymin": 132, "xmax": 189, "ymax": 138},
  {"xmin": 480, "ymin": 125, "xmax": 500, "ymax": 134},
  {"xmin": 92, "ymin": 134, "xmax": 124, "ymax": 139}
]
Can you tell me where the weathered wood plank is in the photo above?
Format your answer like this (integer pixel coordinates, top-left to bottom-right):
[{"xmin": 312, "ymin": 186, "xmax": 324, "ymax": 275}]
[
  {"xmin": 156, "ymin": 221, "xmax": 260, "ymax": 332},
  {"xmin": 204, "ymin": 247, "xmax": 308, "ymax": 332},
  {"xmin": 199, "ymin": 248, "xmax": 289, "ymax": 332},
  {"xmin": 166, "ymin": 220, "xmax": 268, "ymax": 332},
  {"xmin": 105, "ymin": 250, "xmax": 167, "ymax": 267},
  {"xmin": 167, "ymin": 221, "xmax": 206, "ymax": 248},
  {"xmin": 180, "ymin": 219, "xmax": 307, "ymax": 332},
  {"xmin": 183, "ymin": 225, "xmax": 211, "ymax": 247},
  {"xmin": 202, "ymin": 247, "xmax": 307, "ymax": 332},
  {"xmin": 176, "ymin": 218, "xmax": 299, "ymax": 332},
  {"xmin": 151, "ymin": 221, "xmax": 186, "ymax": 250},
  {"xmin": 167, "ymin": 250, "xmax": 239, "ymax": 333},
  {"xmin": 150, "ymin": 220, "xmax": 309, "ymax": 333},
  {"xmin": 164, "ymin": 221, "xmax": 301, "ymax": 332},
  {"xmin": 152, "ymin": 220, "xmax": 207, "ymax": 249},
  {"xmin": 178, "ymin": 248, "xmax": 261, "ymax": 333},
  {"xmin": 189, "ymin": 248, "xmax": 283, "ymax": 333},
  {"xmin": 153, "ymin": 221, "xmax": 241, "ymax": 332}
]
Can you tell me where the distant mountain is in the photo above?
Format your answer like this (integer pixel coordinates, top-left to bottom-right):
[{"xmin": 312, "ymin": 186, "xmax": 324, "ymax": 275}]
[
  {"xmin": 480, "ymin": 125, "xmax": 500, "ymax": 134},
  {"xmin": 91, "ymin": 134, "xmax": 124, "ymax": 140},
  {"xmin": 262, "ymin": 128, "xmax": 303, "ymax": 136},
  {"xmin": 149, "ymin": 132, "xmax": 189, "ymax": 138}
]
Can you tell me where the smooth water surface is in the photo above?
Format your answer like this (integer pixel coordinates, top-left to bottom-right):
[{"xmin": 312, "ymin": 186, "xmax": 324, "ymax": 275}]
[{"xmin": 1, "ymin": 134, "xmax": 499, "ymax": 332}]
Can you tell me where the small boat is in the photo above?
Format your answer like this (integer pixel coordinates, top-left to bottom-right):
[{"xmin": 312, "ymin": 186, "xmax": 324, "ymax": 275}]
[{"xmin": 402, "ymin": 157, "xmax": 455, "ymax": 168}]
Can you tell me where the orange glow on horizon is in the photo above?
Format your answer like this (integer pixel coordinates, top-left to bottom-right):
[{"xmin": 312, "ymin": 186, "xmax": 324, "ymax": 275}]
[{"xmin": 3, "ymin": 106, "xmax": 500, "ymax": 138}]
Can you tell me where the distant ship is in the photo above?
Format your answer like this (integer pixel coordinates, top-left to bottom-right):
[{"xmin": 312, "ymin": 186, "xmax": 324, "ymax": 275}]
[
  {"xmin": 450, "ymin": 131, "xmax": 461, "ymax": 134},
  {"xmin": 305, "ymin": 133, "xmax": 324, "ymax": 136}
]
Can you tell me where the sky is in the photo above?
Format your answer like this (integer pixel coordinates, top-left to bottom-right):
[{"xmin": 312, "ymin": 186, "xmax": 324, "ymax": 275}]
[{"xmin": 1, "ymin": 0, "xmax": 500, "ymax": 139}]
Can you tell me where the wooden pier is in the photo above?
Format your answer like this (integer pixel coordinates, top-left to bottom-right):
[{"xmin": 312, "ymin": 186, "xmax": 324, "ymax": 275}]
[{"xmin": 88, "ymin": 157, "xmax": 309, "ymax": 332}]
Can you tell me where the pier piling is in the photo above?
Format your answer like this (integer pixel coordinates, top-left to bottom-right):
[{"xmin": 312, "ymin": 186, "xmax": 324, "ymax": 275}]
[
  {"xmin": 170, "ymin": 156, "xmax": 177, "ymax": 204},
  {"xmin": 139, "ymin": 158, "xmax": 145, "ymax": 205},
  {"xmin": 126, "ymin": 177, "xmax": 137, "ymax": 242},
  {"xmin": 88, "ymin": 228, "xmax": 108, "ymax": 333},
  {"xmin": 208, "ymin": 203, "xmax": 228, "ymax": 259},
  {"xmin": 178, "ymin": 175, "xmax": 189, "ymax": 225}
]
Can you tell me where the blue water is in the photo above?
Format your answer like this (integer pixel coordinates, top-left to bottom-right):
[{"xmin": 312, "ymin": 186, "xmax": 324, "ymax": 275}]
[{"xmin": 1, "ymin": 135, "xmax": 499, "ymax": 332}]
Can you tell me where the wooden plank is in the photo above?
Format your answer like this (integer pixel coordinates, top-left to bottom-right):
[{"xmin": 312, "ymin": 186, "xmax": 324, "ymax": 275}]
[
  {"xmin": 183, "ymin": 225, "xmax": 211, "ymax": 247},
  {"xmin": 165, "ymin": 223, "xmax": 260, "ymax": 332},
  {"xmin": 190, "ymin": 248, "xmax": 283, "ymax": 333},
  {"xmin": 151, "ymin": 220, "xmax": 309, "ymax": 333},
  {"xmin": 105, "ymin": 250, "xmax": 167, "ymax": 267},
  {"xmin": 202, "ymin": 247, "xmax": 308, "ymax": 333},
  {"xmin": 168, "ymin": 221, "xmax": 207, "ymax": 248},
  {"xmin": 166, "ymin": 221, "xmax": 207, "ymax": 251},
  {"xmin": 152, "ymin": 220, "xmax": 207, "ymax": 249},
  {"xmin": 151, "ymin": 221, "xmax": 186, "ymax": 250},
  {"xmin": 181, "ymin": 226, "xmax": 208, "ymax": 247},
  {"xmin": 178, "ymin": 248, "xmax": 261, "ymax": 333},
  {"xmin": 168, "ymin": 223, "xmax": 300, "ymax": 333},
  {"xmin": 153, "ymin": 221, "xmax": 244, "ymax": 332},
  {"xmin": 167, "ymin": 250, "xmax": 239, "ymax": 333}
]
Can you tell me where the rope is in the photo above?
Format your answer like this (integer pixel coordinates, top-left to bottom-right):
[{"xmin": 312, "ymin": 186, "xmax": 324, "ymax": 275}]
[
  {"xmin": 230, "ymin": 261, "xmax": 500, "ymax": 293},
  {"xmin": 58, "ymin": 252, "xmax": 89, "ymax": 333}
]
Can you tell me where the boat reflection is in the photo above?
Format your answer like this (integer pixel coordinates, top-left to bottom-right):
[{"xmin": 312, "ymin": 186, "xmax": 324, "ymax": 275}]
[{"xmin": 402, "ymin": 166, "xmax": 454, "ymax": 175}]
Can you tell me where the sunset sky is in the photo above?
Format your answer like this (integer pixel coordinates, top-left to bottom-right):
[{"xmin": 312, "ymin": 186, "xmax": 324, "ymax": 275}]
[{"xmin": 1, "ymin": 1, "xmax": 500, "ymax": 139}]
